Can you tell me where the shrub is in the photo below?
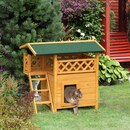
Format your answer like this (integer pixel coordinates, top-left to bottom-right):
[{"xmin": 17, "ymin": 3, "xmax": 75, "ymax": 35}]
[
  {"xmin": 110, "ymin": 10, "xmax": 116, "ymax": 32},
  {"xmin": 0, "ymin": 74, "xmax": 39, "ymax": 129},
  {"xmin": 61, "ymin": 0, "xmax": 104, "ymax": 41},
  {"xmin": 0, "ymin": 0, "xmax": 64, "ymax": 80},
  {"xmin": 99, "ymin": 54, "xmax": 129, "ymax": 85}
]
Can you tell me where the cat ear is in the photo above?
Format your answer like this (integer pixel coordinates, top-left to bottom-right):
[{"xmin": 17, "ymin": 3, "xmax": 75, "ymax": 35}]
[
  {"xmin": 77, "ymin": 89, "xmax": 82, "ymax": 94},
  {"xmin": 75, "ymin": 89, "xmax": 80, "ymax": 95},
  {"xmin": 75, "ymin": 90, "xmax": 78, "ymax": 95},
  {"xmin": 77, "ymin": 89, "xmax": 80, "ymax": 91}
]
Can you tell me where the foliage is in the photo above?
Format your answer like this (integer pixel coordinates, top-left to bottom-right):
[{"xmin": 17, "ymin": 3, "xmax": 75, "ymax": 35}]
[
  {"xmin": 61, "ymin": 0, "xmax": 104, "ymax": 41},
  {"xmin": 99, "ymin": 54, "xmax": 129, "ymax": 85},
  {"xmin": 110, "ymin": 10, "xmax": 116, "ymax": 32},
  {"xmin": 61, "ymin": 0, "xmax": 90, "ymax": 22},
  {"xmin": 0, "ymin": 0, "xmax": 64, "ymax": 80},
  {"xmin": 0, "ymin": 75, "xmax": 39, "ymax": 129}
]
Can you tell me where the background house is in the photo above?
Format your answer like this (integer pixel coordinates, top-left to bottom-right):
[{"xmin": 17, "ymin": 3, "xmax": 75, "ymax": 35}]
[{"xmin": 102, "ymin": 0, "xmax": 130, "ymax": 63}]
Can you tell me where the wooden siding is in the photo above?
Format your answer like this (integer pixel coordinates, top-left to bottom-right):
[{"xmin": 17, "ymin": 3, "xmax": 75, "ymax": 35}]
[
  {"xmin": 56, "ymin": 73, "xmax": 97, "ymax": 109},
  {"xmin": 110, "ymin": 32, "xmax": 130, "ymax": 62},
  {"xmin": 108, "ymin": 0, "xmax": 130, "ymax": 62}
]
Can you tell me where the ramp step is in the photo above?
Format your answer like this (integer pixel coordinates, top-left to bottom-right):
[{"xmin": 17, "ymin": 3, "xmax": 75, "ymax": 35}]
[{"xmin": 36, "ymin": 101, "xmax": 51, "ymax": 104}]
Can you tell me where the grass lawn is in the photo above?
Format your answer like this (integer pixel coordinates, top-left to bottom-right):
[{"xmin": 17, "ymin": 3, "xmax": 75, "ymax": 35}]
[{"xmin": 31, "ymin": 81, "xmax": 130, "ymax": 130}]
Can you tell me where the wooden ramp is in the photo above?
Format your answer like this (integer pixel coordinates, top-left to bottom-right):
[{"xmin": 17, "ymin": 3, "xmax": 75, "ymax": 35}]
[
  {"xmin": 110, "ymin": 32, "xmax": 130, "ymax": 62},
  {"xmin": 28, "ymin": 72, "xmax": 54, "ymax": 114}
]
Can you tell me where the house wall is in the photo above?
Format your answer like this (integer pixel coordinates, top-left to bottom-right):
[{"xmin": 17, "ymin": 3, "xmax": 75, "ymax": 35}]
[{"xmin": 47, "ymin": 72, "xmax": 55, "ymax": 104}]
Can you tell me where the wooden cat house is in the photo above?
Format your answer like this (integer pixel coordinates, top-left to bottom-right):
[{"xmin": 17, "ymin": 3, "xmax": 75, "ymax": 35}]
[{"xmin": 20, "ymin": 40, "xmax": 105, "ymax": 114}]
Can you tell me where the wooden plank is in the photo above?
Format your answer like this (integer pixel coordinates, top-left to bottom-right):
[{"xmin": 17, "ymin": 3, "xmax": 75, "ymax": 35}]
[
  {"xmin": 80, "ymin": 87, "xmax": 96, "ymax": 94},
  {"xmin": 110, "ymin": 47, "xmax": 130, "ymax": 51},
  {"xmin": 53, "ymin": 55, "xmax": 58, "ymax": 112},
  {"xmin": 82, "ymin": 93, "xmax": 96, "ymax": 100},
  {"xmin": 31, "ymin": 78, "xmax": 46, "ymax": 81},
  {"xmin": 28, "ymin": 73, "xmax": 37, "ymax": 114},
  {"xmin": 114, "ymin": 59, "xmax": 130, "ymax": 62},
  {"xmin": 57, "ymin": 100, "xmax": 96, "ymax": 109},
  {"xmin": 46, "ymin": 73, "xmax": 54, "ymax": 112},
  {"xmin": 110, "ymin": 39, "xmax": 129, "ymax": 42},
  {"xmin": 57, "ymin": 70, "xmax": 96, "ymax": 74},
  {"xmin": 56, "ymin": 99, "xmax": 96, "ymax": 109},
  {"xmin": 34, "ymin": 89, "xmax": 48, "ymax": 92},
  {"xmin": 110, "ymin": 50, "xmax": 130, "ymax": 54},
  {"xmin": 29, "ymin": 71, "xmax": 46, "ymax": 75},
  {"xmin": 110, "ymin": 53, "xmax": 130, "ymax": 57},
  {"xmin": 79, "ymin": 82, "xmax": 96, "ymax": 89},
  {"xmin": 28, "ymin": 44, "xmax": 37, "ymax": 56},
  {"xmin": 57, "ymin": 73, "xmax": 96, "ymax": 82},
  {"xmin": 95, "ymin": 54, "xmax": 99, "ymax": 109},
  {"xmin": 111, "ymin": 44, "xmax": 129, "ymax": 46},
  {"xmin": 36, "ymin": 101, "xmax": 51, "ymax": 104},
  {"xmin": 110, "ymin": 35, "xmax": 128, "ymax": 38},
  {"xmin": 110, "ymin": 45, "xmax": 130, "ymax": 48},
  {"xmin": 24, "ymin": 53, "xmax": 31, "ymax": 74},
  {"xmin": 110, "ymin": 42, "xmax": 129, "ymax": 45},
  {"xmin": 111, "ymin": 56, "xmax": 130, "ymax": 59}
]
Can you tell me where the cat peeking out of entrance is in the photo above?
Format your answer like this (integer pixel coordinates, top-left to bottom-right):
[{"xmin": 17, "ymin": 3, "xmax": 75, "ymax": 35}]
[{"xmin": 64, "ymin": 85, "xmax": 82, "ymax": 115}]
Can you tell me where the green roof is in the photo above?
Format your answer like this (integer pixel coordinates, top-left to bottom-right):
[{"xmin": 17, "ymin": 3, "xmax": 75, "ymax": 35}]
[{"xmin": 20, "ymin": 40, "xmax": 105, "ymax": 56}]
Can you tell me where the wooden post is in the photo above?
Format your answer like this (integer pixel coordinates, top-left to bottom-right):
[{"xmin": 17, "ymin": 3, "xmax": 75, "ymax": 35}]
[
  {"xmin": 28, "ymin": 73, "xmax": 37, "ymax": 114},
  {"xmin": 101, "ymin": 0, "xmax": 110, "ymax": 55},
  {"xmin": 53, "ymin": 55, "xmax": 58, "ymax": 112},
  {"xmin": 95, "ymin": 53, "xmax": 99, "ymax": 109},
  {"xmin": 41, "ymin": 56, "xmax": 44, "ymax": 72}
]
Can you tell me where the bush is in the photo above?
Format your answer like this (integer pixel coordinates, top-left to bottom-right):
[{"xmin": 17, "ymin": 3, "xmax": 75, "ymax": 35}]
[
  {"xmin": 0, "ymin": 75, "xmax": 39, "ymax": 129},
  {"xmin": 61, "ymin": 0, "xmax": 104, "ymax": 41},
  {"xmin": 0, "ymin": 0, "xmax": 64, "ymax": 80},
  {"xmin": 110, "ymin": 10, "xmax": 116, "ymax": 32},
  {"xmin": 99, "ymin": 54, "xmax": 129, "ymax": 85}
]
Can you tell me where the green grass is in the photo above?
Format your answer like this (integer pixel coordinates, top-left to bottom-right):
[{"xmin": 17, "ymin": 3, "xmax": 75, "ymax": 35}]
[{"xmin": 31, "ymin": 81, "xmax": 130, "ymax": 130}]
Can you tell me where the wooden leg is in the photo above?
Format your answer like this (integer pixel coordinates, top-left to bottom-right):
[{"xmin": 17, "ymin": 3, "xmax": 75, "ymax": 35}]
[
  {"xmin": 33, "ymin": 100, "xmax": 37, "ymax": 114},
  {"xmin": 94, "ymin": 103, "xmax": 98, "ymax": 110},
  {"xmin": 53, "ymin": 108, "xmax": 57, "ymax": 112},
  {"xmin": 53, "ymin": 105, "xmax": 57, "ymax": 112}
]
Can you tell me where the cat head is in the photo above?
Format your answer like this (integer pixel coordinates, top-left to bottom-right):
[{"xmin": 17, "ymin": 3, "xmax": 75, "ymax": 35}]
[{"xmin": 75, "ymin": 89, "xmax": 82, "ymax": 99}]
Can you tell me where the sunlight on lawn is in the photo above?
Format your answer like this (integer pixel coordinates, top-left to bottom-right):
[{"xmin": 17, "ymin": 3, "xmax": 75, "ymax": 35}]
[{"xmin": 32, "ymin": 81, "xmax": 130, "ymax": 130}]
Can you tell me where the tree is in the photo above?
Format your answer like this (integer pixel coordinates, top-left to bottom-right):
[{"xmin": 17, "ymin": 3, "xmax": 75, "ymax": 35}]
[{"xmin": 0, "ymin": 0, "xmax": 64, "ymax": 80}]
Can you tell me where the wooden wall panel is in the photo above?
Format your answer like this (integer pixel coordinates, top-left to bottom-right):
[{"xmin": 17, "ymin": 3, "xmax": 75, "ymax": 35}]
[
  {"xmin": 47, "ymin": 73, "xmax": 54, "ymax": 102},
  {"xmin": 56, "ymin": 73, "xmax": 98, "ymax": 109}
]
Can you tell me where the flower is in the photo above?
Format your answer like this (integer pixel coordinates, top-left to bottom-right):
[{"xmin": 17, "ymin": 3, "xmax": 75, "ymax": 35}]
[
  {"xmin": 85, "ymin": 23, "xmax": 93, "ymax": 28},
  {"xmin": 76, "ymin": 29, "xmax": 81, "ymax": 33},
  {"xmin": 80, "ymin": 32, "xmax": 85, "ymax": 37},
  {"xmin": 61, "ymin": 0, "xmax": 91, "ymax": 22}
]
